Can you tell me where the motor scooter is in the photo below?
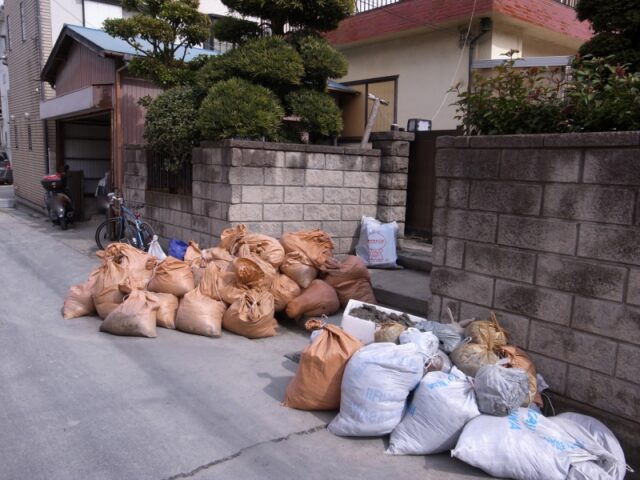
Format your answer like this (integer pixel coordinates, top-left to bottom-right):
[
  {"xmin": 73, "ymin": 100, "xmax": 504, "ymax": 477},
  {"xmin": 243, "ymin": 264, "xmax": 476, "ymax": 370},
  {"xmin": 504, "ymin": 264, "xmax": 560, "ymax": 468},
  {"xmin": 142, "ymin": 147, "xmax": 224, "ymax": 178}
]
[{"xmin": 41, "ymin": 166, "xmax": 75, "ymax": 230}]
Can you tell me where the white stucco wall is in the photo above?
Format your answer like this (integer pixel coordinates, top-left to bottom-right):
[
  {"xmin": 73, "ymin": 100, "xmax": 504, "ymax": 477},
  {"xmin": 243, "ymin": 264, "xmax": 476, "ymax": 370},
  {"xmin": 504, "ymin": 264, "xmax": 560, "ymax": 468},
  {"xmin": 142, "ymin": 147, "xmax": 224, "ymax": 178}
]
[{"xmin": 198, "ymin": 0, "xmax": 228, "ymax": 15}]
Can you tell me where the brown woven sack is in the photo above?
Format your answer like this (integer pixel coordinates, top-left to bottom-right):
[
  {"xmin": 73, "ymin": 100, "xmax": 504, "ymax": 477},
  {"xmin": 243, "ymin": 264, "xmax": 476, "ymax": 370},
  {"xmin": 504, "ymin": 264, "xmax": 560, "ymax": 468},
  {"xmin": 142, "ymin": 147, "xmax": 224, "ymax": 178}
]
[
  {"xmin": 232, "ymin": 233, "xmax": 285, "ymax": 268},
  {"xmin": 63, "ymin": 268, "xmax": 100, "ymax": 319},
  {"xmin": 464, "ymin": 312, "xmax": 508, "ymax": 352},
  {"xmin": 99, "ymin": 243, "xmax": 154, "ymax": 289},
  {"xmin": 280, "ymin": 229, "xmax": 334, "ymax": 269},
  {"xmin": 147, "ymin": 257, "xmax": 195, "ymax": 297},
  {"xmin": 374, "ymin": 321, "xmax": 406, "ymax": 343},
  {"xmin": 450, "ymin": 342, "xmax": 499, "ymax": 377},
  {"xmin": 183, "ymin": 240, "xmax": 202, "ymax": 263},
  {"xmin": 100, "ymin": 289, "xmax": 158, "ymax": 338},
  {"xmin": 231, "ymin": 257, "xmax": 265, "ymax": 286},
  {"xmin": 500, "ymin": 345, "xmax": 543, "ymax": 407},
  {"xmin": 280, "ymin": 251, "xmax": 318, "ymax": 289},
  {"xmin": 223, "ymin": 290, "xmax": 277, "ymax": 339},
  {"xmin": 219, "ymin": 224, "xmax": 248, "ymax": 251},
  {"xmin": 175, "ymin": 288, "xmax": 226, "ymax": 337},
  {"xmin": 270, "ymin": 274, "xmax": 301, "ymax": 312},
  {"xmin": 323, "ymin": 256, "xmax": 377, "ymax": 307},
  {"xmin": 285, "ymin": 279, "xmax": 340, "ymax": 320},
  {"xmin": 145, "ymin": 292, "xmax": 179, "ymax": 329},
  {"xmin": 92, "ymin": 260, "xmax": 129, "ymax": 319},
  {"xmin": 283, "ymin": 323, "xmax": 363, "ymax": 410},
  {"xmin": 199, "ymin": 263, "xmax": 248, "ymax": 305},
  {"xmin": 191, "ymin": 247, "xmax": 234, "ymax": 286}
]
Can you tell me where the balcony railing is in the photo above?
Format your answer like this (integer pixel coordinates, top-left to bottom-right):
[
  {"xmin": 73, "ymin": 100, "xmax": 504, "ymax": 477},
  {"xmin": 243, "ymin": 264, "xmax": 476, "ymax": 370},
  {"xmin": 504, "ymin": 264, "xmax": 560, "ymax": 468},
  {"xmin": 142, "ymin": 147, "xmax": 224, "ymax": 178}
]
[{"xmin": 355, "ymin": 0, "xmax": 576, "ymax": 14}]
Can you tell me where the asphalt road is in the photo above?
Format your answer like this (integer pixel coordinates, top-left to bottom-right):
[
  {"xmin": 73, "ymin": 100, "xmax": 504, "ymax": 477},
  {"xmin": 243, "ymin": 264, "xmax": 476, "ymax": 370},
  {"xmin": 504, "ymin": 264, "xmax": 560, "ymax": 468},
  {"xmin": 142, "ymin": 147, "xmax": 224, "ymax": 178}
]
[{"xmin": 0, "ymin": 207, "xmax": 492, "ymax": 480}]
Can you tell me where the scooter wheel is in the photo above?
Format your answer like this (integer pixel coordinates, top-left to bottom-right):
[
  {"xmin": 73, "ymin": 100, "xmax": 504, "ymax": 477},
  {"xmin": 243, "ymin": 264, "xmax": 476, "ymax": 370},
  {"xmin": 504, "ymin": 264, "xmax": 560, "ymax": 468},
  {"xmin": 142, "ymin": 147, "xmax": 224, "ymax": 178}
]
[{"xmin": 60, "ymin": 218, "xmax": 68, "ymax": 230}]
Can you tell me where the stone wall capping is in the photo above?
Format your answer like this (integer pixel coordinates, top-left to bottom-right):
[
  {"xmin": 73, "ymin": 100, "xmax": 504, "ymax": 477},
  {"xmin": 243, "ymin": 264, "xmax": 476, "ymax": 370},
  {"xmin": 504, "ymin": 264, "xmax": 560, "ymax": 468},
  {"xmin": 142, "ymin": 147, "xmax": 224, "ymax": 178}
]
[
  {"xmin": 436, "ymin": 136, "xmax": 469, "ymax": 148},
  {"xmin": 370, "ymin": 131, "xmax": 415, "ymax": 142},
  {"xmin": 543, "ymin": 131, "xmax": 640, "ymax": 147},
  {"xmin": 469, "ymin": 134, "xmax": 545, "ymax": 148}
]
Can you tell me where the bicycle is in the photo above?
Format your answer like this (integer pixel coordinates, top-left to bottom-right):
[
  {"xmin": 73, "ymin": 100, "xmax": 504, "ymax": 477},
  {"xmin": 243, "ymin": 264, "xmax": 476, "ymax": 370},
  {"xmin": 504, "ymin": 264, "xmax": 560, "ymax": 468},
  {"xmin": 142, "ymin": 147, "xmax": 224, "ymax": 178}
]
[{"xmin": 94, "ymin": 193, "xmax": 155, "ymax": 251}]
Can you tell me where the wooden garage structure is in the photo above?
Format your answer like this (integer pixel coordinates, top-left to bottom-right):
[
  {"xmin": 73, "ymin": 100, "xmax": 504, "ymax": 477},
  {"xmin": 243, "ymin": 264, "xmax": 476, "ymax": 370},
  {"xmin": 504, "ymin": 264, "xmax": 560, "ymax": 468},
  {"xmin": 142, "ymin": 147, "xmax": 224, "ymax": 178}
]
[{"xmin": 40, "ymin": 25, "xmax": 215, "ymax": 210}]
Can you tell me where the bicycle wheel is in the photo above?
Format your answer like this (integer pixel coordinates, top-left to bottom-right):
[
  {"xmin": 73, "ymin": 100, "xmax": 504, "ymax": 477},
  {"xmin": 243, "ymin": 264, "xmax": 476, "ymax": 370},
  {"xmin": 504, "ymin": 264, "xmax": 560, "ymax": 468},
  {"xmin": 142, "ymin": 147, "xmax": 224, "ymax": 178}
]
[
  {"xmin": 95, "ymin": 218, "xmax": 128, "ymax": 250},
  {"xmin": 130, "ymin": 222, "xmax": 155, "ymax": 251}
]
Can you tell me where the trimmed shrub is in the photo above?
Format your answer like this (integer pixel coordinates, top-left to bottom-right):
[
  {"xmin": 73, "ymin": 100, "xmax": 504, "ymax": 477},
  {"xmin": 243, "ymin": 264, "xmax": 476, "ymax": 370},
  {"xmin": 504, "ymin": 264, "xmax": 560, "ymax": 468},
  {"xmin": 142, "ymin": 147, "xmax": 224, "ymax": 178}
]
[
  {"xmin": 295, "ymin": 34, "xmax": 348, "ymax": 90},
  {"xmin": 143, "ymin": 86, "xmax": 202, "ymax": 172},
  {"xmin": 287, "ymin": 89, "xmax": 343, "ymax": 139},
  {"xmin": 222, "ymin": 37, "xmax": 304, "ymax": 90},
  {"xmin": 198, "ymin": 78, "xmax": 284, "ymax": 141}
]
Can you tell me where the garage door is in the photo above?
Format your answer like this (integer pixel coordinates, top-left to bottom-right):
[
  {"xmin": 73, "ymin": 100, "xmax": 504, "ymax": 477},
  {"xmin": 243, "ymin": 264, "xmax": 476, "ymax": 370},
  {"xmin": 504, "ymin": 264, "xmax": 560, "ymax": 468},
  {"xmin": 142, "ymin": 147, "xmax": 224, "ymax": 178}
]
[{"xmin": 62, "ymin": 116, "xmax": 110, "ymax": 196}]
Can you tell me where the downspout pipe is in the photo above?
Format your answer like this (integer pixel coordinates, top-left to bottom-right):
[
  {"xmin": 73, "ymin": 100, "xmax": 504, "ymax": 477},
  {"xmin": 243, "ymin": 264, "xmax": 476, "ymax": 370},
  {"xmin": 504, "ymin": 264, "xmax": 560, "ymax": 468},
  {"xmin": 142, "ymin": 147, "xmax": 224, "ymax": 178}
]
[{"xmin": 466, "ymin": 17, "xmax": 492, "ymax": 133}]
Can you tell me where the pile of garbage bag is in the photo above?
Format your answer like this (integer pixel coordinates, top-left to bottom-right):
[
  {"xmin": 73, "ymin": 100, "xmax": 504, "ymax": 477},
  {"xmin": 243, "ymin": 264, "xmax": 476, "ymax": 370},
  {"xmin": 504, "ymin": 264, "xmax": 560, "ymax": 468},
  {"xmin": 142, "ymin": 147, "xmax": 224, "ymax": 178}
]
[
  {"xmin": 62, "ymin": 225, "xmax": 377, "ymax": 340},
  {"xmin": 284, "ymin": 309, "xmax": 630, "ymax": 480}
]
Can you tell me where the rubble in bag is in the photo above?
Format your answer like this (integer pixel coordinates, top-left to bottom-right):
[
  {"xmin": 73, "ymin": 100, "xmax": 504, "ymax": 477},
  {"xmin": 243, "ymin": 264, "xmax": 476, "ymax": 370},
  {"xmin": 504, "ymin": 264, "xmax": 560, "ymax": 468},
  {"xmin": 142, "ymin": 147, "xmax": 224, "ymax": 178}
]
[
  {"xmin": 63, "ymin": 268, "xmax": 100, "ymax": 319},
  {"xmin": 474, "ymin": 363, "xmax": 530, "ymax": 416},
  {"xmin": 426, "ymin": 350, "xmax": 453, "ymax": 373},
  {"xmin": 450, "ymin": 341, "xmax": 499, "ymax": 377},
  {"xmin": 374, "ymin": 321, "xmax": 406, "ymax": 343},
  {"xmin": 231, "ymin": 234, "xmax": 285, "ymax": 268},
  {"xmin": 280, "ymin": 251, "xmax": 317, "ymax": 289},
  {"xmin": 145, "ymin": 292, "xmax": 179, "ymax": 329},
  {"xmin": 100, "ymin": 289, "xmax": 158, "ymax": 338},
  {"xmin": 500, "ymin": 345, "xmax": 543, "ymax": 406},
  {"xmin": 191, "ymin": 247, "xmax": 234, "ymax": 286},
  {"xmin": 322, "ymin": 256, "xmax": 377, "ymax": 307},
  {"xmin": 551, "ymin": 413, "xmax": 628, "ymax": 480},
  {"xmin": 387, "ymin": 367, "xmax": 480, "ymax": 455},
  {"xmin": 199, "ymin": 263, "xmax": 247, "ymax": 305},
  {"xmin": 399, "ymin": 328, "xmax": 440, "ymax": 369},
  {"xmin": 222, "ymin": 290, "xmax": 278, "ymax": 339},
  {"xmin": 92, "ymin": 259, "xmax": 128, "ymax": 319},
  {"xmin": 175, "ymin": 288, "xmax": 226, "ymax": 337},
  {"xmin": 283, "ymin": 322, "xmax": 362, "ymax": 410},
  {"xmin": 328, "ymin": 342, "xmax": 425, "ymax": 437},
  {"xmin": 452, "ymin": 407, "xmax": 617, "ymax": 480},
  {"xmin": 231, "ymin": 253, "xmax": 276, "ymax": 291},
  {"xmin": 183, "ymin": 240, "xmax": 202, "ymax": 263},
  {"xmin": 464, "ymin": 312, "xmax": 508, "ymax": 352},
  {"xmin": 349, "ymin": 303, "xmax": 412, "ymax": 327},
  {"xmin": 355, "ymin": 216, "xmax": 399, "ymax": 269},
  {"xmin": 231, "ymin": 257, "xmax": 265, "ymax": 286},
  {"xmin": 219, "ymin": 224, "xmax": 248, "ymax": 252},
  {"xmin": 147, "ymin": 256, "xmax": 195, "ymax": 297},
  {"xmin": 280, "ymin": 229, "xmax": 334, "ymax": 269},
  {"xmin": 270, "ymin": 274, "xmax": 301, "ymax": 312},
  {"xmin": 99, "ymin": 243, "xmax": 154, "ymax": 289},
  {"xmin": 416, "ymin": 320, "xmax": 465, "ymax": 353},
  {"xmin": 285, "ymin": 279, "xmax": 340, "ymax": 321}
]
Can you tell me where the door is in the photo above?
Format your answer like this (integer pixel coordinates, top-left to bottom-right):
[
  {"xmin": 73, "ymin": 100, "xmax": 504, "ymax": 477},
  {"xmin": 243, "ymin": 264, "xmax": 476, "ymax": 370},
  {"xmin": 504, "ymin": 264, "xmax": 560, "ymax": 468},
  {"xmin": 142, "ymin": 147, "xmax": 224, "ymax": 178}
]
[{"xmin": 405, "ymin": 130, "xmax": 460, "ymax": 240}]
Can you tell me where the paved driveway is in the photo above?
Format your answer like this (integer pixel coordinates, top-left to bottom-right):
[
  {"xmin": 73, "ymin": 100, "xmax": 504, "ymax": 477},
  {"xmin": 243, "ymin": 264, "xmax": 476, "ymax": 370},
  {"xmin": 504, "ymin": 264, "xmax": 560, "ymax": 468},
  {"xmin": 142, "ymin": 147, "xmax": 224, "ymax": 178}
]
[{"xmin": 0, "ymin": 207, "xmax": 491, "ymax": 480}]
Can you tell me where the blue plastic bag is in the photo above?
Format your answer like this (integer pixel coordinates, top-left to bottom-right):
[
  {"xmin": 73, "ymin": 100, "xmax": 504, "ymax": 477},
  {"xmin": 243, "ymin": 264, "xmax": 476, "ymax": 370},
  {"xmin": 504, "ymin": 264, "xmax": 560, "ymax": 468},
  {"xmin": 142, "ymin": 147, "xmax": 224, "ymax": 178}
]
[{"xmin": 168, "ymin": 239, "xmax": 188, "ymax": 260}]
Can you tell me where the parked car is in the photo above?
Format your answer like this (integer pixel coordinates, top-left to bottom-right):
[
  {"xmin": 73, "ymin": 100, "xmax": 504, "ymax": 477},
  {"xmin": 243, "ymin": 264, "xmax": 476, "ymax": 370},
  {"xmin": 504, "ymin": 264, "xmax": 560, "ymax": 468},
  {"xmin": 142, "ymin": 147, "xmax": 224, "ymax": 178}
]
[{"xmin": 0, "ymin": 154, "xmax": 12, "ymax": 185}]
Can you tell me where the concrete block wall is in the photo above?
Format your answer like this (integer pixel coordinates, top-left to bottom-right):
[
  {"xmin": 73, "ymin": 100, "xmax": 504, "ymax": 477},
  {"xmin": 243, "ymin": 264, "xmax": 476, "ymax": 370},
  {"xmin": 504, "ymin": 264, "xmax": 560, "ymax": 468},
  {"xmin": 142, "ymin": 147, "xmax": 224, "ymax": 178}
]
[
  {"xmin": 217, "ymin": 139, "xmax": 383, "ymax": 254},
  {"xmin": 431, "ymin": 131, "xmax": 640, "ymax": 468},
  {"xmin": 123, "ymin": 136, "xmax": 412, "ymax": 254}
]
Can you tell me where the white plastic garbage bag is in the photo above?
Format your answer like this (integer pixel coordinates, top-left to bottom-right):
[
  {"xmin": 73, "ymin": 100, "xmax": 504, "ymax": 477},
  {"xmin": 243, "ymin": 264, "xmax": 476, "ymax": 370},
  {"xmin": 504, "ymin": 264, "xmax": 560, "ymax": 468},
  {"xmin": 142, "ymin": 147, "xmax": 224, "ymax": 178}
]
[
  {"xmin": 474, "ymin": 363, "xmax": 530, "ymax": 416},
  {"xmin": 551, "ymin": 413, "xmax": 627, "ymax": 480},
  {"xmin": 387, "ymin": 367, "xmax": 479, "ymax": 455},
  {"xmin": 427, "ymin": 350, "xmax": 452, "ymax": 373},
  {"xmin": 328, "ymin": 342, "xmax": 425, "ymax": 437},
  {"xmin": 355, "ymin": 216, "xmax": 399, "ymax": 268},
  {"xmin": 416, "ymin": 320, "xmax": 465, "ymax": 353},
  {"xmin": 148, "ymin": 235, "xmax": 167, "ymax": 261},
  {"xmin": 452, "ymin": 408, "xmax": 605, "ymax": 480},
  {"xmin": 399, "ymin": 328, "xmax": 439, "ymax": 359}
]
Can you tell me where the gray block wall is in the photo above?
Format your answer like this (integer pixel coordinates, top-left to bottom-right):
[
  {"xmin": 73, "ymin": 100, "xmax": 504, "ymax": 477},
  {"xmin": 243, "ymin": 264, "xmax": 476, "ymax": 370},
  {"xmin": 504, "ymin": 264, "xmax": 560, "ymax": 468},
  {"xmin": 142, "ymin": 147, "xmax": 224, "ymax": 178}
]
[
  {"xmin": 432, "ymin": 132, "xmax": 640, "ymax": 469},
  {"xmin": 123, "ymin": 134, "xmax": 412, "ymax": 254}
]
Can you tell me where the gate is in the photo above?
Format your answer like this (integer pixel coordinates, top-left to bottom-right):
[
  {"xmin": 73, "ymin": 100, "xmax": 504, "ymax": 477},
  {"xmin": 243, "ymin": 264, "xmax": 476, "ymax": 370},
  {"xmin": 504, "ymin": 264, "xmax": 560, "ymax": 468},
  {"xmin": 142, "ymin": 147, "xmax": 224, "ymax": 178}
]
[{"xmin": 405, "ymin": 130, "xmax": 460, "ymax": 241}]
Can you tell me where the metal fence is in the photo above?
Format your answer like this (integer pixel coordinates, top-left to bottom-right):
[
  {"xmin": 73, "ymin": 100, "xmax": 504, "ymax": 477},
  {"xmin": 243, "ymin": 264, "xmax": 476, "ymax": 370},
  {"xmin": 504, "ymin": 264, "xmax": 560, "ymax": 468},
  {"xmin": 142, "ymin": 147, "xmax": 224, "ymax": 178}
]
[
  {"xmin": 355, "ymin": 0, "xmax": 576, "ymax": 14},
  {"xmin": 146, "ymin": 150, "xmax": 192, "ymax": 195}
]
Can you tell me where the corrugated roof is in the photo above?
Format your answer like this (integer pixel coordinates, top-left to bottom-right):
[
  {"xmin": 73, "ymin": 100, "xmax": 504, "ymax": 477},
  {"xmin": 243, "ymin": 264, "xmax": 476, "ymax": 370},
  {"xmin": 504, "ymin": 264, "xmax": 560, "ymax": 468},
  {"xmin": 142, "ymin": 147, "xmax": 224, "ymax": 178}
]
[{"xmin": 65, "ymin": 24, "xmax": 219, "ymax": 61}]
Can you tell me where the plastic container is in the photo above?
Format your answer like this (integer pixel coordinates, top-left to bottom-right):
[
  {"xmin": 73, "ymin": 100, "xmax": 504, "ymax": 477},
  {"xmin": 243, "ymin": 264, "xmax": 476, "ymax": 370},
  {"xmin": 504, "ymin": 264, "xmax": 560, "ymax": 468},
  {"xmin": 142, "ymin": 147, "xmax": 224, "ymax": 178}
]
[
  {"xmin": 341, "ymin": 299, "xmax": 426, "ymax": 345},
  {"xmin": 41, "ymin": 173, "xmax": 64, "ymax": 191}
]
